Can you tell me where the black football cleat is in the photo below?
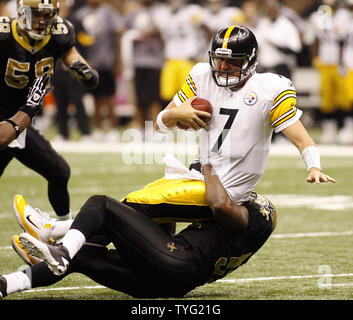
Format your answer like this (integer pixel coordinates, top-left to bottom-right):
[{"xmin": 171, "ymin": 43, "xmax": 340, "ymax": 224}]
[{"xmin": 19, "ymin": 233, "xmax": 71, "ymax": 276}]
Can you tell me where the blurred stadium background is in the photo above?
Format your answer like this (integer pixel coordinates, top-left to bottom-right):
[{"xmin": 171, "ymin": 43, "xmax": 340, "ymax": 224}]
[{"xmin": 0, "ymin": 0, "xmax": 353, "ymax": 300}]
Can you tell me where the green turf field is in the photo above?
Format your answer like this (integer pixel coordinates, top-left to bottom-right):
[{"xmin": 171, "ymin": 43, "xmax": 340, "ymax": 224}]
[{"xmin": 0, "ymin": 146, "xmax": 352, "ymax": 300}]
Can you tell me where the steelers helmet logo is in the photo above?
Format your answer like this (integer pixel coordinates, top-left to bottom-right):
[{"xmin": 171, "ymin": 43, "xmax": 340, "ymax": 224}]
[{"xmin": 244, "ymin": 92, "xmax": 257, "ymax": 106}]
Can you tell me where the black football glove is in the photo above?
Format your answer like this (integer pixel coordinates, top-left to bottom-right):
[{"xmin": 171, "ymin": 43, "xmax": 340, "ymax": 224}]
[
  {"xmin": 69, "ymin": 60, "xmax": 99, "ymax": 89},
  {"xmin": 19, "ymin": 72, "xmax": 52, "ymax": 119}
]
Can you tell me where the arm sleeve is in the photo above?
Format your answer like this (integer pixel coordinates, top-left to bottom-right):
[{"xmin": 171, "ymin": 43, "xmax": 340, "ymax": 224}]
[
  {"xmin": 172, "ymin": 65, "xmax": 199, "ymax": 106},
  {"xmin": 269, "ymin": 77, "xmax": 302, "ymax": 133}
]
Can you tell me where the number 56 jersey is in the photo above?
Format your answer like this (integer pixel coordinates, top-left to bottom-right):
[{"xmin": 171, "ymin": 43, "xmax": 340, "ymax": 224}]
[
  {"xmin": 173, "ymin": 62, "xmax": 302, "ymax": 204},
  {"xmin": 0, "ymin": 16, "xmax": 75, "ymax": 120}
]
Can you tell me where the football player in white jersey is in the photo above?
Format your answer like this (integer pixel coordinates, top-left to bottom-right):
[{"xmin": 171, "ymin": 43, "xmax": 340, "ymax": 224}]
[
  {"xmin": 155, "ymin": 0, "xmax": 205, "ymax": 101},
  {"xmin": 0, "ymin": 26, "xmax": 336, "ymax": 300},
  {"xmin": 155, "ymin": 25, "xmax": 335, "ymax": 205},
  {"xmin": 308, "ymin": 1, "xmax": 347, "ymax": 144}
]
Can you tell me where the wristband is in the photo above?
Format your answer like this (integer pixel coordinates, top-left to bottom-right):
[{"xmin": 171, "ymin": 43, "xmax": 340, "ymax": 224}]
[
  {"xmin": 156, "ymin": 109, "xmax": 171, "ymax": 133},
  {"xmin": 301, "ymin": 146, "xmax": 321, "ymax": 171},
  {"xmin": 19, "ymin": 104, "xmax": 37, "ymax": 119},
  {"xmin": 5, "ymin": 119, "xmax": 20, "ymax": 138}
]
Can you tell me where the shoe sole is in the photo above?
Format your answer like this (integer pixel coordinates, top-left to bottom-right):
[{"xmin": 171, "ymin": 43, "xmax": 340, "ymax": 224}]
[
  {"xmin": 19, "ymin": 233, "xmax": 66, "ymax": 276},
  {"xmin": 11, "ymin": 236, "xmax": 41, "ymax": 266}
]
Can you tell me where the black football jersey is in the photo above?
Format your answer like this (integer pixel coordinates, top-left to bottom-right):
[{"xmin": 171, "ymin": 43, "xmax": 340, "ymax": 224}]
[
  {"xmin": 0, "ymin": 16, "xmax": 75, "ymax": 120},
  {"xmin": 174, "ymin": 200, "xmax": 275, "ymax": 287}
]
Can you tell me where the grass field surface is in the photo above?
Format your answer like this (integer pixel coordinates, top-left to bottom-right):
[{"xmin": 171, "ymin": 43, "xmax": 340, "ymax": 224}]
[{"xmin": 0, "ymin": 142, "xmax": 352, "ymax": 302}]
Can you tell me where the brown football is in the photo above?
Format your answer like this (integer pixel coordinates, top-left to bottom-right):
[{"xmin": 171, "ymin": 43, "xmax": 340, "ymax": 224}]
[{"xmin": 177, "ymin": 97, "xmax": 213, "ymax": 130}]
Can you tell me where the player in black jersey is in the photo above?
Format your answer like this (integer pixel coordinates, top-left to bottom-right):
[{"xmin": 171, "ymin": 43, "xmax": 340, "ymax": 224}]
[
  {"xmin": 0, "ymin": 0, "xmax": 99, "ymax": 220},
  {"xmin": 0, "ymin": 161, "xmax": 276, "ymax": 299}
]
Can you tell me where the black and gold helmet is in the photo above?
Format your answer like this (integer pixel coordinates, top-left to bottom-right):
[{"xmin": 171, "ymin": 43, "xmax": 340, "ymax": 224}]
[
  {"xmin": 17, "ymin": 0, "xmax": 60, "ymax": 40},
  {"xmin": 209, "ymin": 25, "xmax": 258, "ymax": 88}
]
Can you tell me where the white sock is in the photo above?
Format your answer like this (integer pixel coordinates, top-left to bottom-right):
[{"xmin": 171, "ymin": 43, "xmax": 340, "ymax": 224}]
[
  {"xmin": 60, "ymin": 229, "xmax": 86, "ymax": 259},
  {"xmin": 4, "ymin": 271, "xmax": 31, "ymax": 295},
  {"xmin": 51, "ymin": 219, "xmax": 73, "ymax": 240},
  {"xmin": 57, "ymin": 211, "xmax": 72, "ymax": 221}
]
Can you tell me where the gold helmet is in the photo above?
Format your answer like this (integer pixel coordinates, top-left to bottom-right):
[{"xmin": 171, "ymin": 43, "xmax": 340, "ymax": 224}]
[{"xmin": 17, "ymin": 0, "xmax": 60, "ymax": 40}]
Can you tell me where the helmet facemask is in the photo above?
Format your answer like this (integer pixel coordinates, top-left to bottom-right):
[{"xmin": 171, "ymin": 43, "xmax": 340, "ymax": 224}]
[
  {"xmin": 17, "ymin": 0, "xmax": 59, "ymax": 41},
  {"xmin": 209, "ymin": 47, "xmax": 258, "ymax": 88}
]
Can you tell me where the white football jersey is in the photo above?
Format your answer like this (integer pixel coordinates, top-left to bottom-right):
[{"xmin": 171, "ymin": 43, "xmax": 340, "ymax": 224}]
[
  {"xmin": 197, "ymin": 6, "xmax": 242, "ymax": 61},
  {"xmin": 173, "ymin": 63, "xmax": 302, "ymax": 204},
  {"xmin": 154, "ymin": 4, "xmax": 204, "ymax": 60},
  {"xmin": 201, "ymin": 6, "xmax": 241, "ymax": 33},
  {"xmin": 340, "ymin": 10, "xmax": 353, "ymax": 69},
  {"xmin": 308, "ymin": 8, "xmax": 347, "ymax": 65}
]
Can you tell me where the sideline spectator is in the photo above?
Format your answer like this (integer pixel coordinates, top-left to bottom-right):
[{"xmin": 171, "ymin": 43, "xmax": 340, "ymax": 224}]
[{"xmin": 75, "ymin": 0, "xmax": 124, "ymax": 141}]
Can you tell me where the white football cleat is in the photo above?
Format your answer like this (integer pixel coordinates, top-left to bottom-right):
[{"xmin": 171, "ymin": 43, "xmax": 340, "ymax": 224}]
[
  {"xmin": 11, "ymin": 235, "xmax": 42, "ymax": 266},
  {"xmin": 13, "ymin": 195, "xmax": 56, "ymax": 244},
  {"xmin": 19, "ymin": 233, "xmax": 71, "ymax": 276}
]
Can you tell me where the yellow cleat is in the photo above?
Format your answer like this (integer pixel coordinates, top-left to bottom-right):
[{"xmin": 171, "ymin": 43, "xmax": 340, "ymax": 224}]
[
  {"xmin": 11, "ymin": 235, "xmax": 42, "ymax": 266},
  {"xmin": 13, "ymin": 195, "xmax": 56, "ymax": 244}
]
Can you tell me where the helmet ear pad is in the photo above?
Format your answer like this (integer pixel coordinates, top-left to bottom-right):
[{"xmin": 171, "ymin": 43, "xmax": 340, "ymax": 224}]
[{"xmin": 209, "ymin": 25, "xmax": 258, "ymax": 88}]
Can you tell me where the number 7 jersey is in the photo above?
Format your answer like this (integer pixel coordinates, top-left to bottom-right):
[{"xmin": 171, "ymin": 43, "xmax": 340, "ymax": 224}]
[
  {"xmin": 0, "ymin": 16, "xmax": 75, "ymax": 120},
  {"xmin": 173, "ymin": 62, "xmax": 302, "ymax": 204}
]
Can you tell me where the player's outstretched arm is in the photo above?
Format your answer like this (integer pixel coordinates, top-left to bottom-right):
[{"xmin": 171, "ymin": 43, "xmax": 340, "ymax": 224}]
[
  {"xmin": 202, "ymin": 164, "xmax": 249, "ymax": 232},
  {"xmin": 61, "ymin": 47, "xmax": 99, "ymax": 89},
  {"xmin": 0, "ymin": 113, "xmax": 30, "ymax": 149},
  {"xmin": 282, "ymin": 120, "xmax": 336, "ymax": 184},
  {"xmin": 0, "ymin": 73, "xmax": 51, "ymax": 149}
]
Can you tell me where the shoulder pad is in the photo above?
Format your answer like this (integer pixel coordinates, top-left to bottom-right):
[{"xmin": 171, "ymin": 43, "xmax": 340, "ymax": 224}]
[
  {"xmin": 52, "ymin": 17, "xmax": 76, "ymax": 52},
  {"xmin": 256, "ymin": 73, "xmax": 296, "ymax": 101},
  {"xmin": 190, "ymin": 62, "xmax": 210, "ymax": 76},
  {"xmin": 0, "ymin": 16, "xmax": 12, "ymax": 42}
]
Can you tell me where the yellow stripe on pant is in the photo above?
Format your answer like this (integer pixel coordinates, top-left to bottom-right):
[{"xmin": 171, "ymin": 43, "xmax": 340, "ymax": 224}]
[{"xmin": 122, "ymin": 178, "xmax": 213, "ymax": 223}]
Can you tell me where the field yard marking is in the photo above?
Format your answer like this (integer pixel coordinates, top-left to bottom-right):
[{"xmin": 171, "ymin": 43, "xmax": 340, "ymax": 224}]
[
  {"xmin": 0, "ymin": 246, "xmax": 12, "ymax": 250},
  {"xmin": 1, "ymin": 230, "xmax": 353, "ymax": 252},
  {"xmin": 50, "ymin": 141, "xmax": 353, "ymax": 157},
  {"xmin": 217, "ymin": 273, "xmax": 353, "ymax": 283},
  {"xmin": 19, "ymin": 273, "xmax": 353, "ymax": 294},
  {"xmin": 23, "ymin": 285, "xmax": 105, "ymax": 293},
  {"xmin": 271, "ymin": 230, "xmax": 353, "ymax": 239},
  {"xmin": 330, "ymin": 283, "xmax": 353, "ymax": 287},
  {"xmin": 266, "ymin": 194, "xmax": 353, "ymax": 211}
]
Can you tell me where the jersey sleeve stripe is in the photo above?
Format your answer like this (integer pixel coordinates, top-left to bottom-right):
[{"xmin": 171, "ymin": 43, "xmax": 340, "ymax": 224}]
[
  {"xmin": 271, "ymin": 107, "xmax": 297, "ymax": 128},
  {"xmin": 270, "ymin": 96, "xmax": 297, "ymax": 124},
  {"xmin": 186, "ymin": 78, "xmax": 197, "ymax": 96},
  {"xmin": 187, "ymin": 74, "xmax": 197, "ymax": 93},
  {"xmin": 271, "ymin": 94, "xmax": 297, "ymax": 111},
  {"xmin": 177, "ymin": 90, "xmax": 187, "ymax": 103},
  {"xmin": 273, "ymin": 90, "xmax": 296, "ymax": 104}
]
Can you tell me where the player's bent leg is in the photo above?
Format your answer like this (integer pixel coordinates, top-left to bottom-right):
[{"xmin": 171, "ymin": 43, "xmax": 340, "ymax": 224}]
[
  {"xmin": 14, "ymin": 126, "xmax": 71, "ymax": 219},
  {"xmin": 122, "ymin": 178, "xmax": 214, "ymax": 223},
  {"xmin": 70, "ymin": 195, "xmax": 196, "ymax": 296},
  {"xmin": 0, "ymin": 148, "xmax": 14, "ymax": 177}
]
